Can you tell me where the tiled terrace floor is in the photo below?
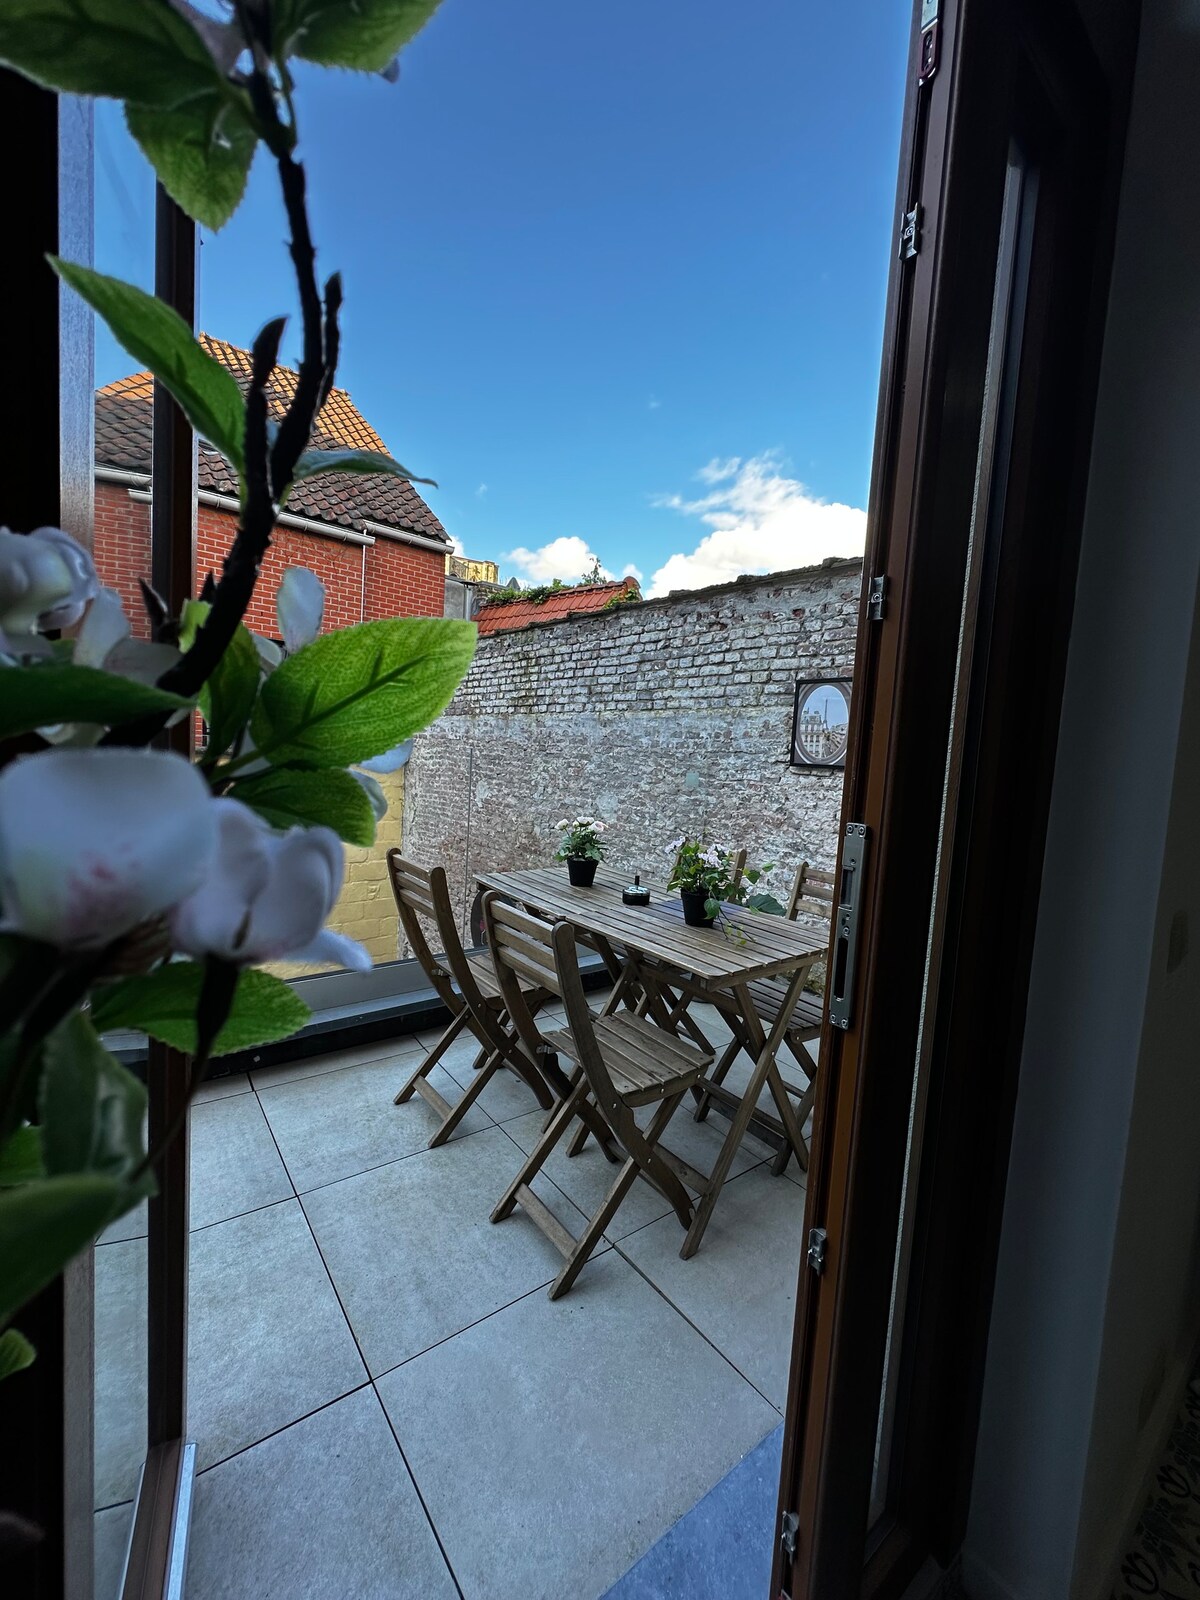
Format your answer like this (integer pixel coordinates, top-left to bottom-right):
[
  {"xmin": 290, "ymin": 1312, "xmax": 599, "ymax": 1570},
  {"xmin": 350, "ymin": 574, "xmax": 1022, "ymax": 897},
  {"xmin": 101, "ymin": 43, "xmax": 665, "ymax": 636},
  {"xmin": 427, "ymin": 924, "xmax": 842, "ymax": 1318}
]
[{"xmin": 94, "ymin": 994, "xmax": 813, "ymax": 1600}]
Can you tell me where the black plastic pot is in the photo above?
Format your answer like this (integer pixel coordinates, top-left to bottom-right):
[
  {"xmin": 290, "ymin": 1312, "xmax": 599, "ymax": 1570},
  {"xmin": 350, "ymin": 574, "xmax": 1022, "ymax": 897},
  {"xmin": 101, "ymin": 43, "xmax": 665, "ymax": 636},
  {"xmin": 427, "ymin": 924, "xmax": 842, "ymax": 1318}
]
[
  {"xmin": 567, "ymin": 856, "xmax": 598, "ymax": 887},
  {"xmin": 680, "ymin": 887, "xmax": 715, "ymax": 927}
]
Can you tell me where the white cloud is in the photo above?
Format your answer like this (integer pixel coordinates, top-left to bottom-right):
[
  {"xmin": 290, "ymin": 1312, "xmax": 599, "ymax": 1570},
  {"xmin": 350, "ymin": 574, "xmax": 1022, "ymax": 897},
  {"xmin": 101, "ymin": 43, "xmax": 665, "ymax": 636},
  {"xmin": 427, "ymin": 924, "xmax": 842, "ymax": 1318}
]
[
  {"xmin": 475, "ymin": 482, "xmax": 488, "ymax": 498},
  {"xmin": 646, "ymin": 454, "xmax": 866, "ymax": 598},
  {"xmin": 647, "ymin": 395, "xmax": 662, "ymax": 410},
  {"xmin": 501, "ymin": 536, "xmax": 643, "ymax": 590},
  {"xmin": 503, "ymin": 535, "xmax": 610, "ymax": 584}
]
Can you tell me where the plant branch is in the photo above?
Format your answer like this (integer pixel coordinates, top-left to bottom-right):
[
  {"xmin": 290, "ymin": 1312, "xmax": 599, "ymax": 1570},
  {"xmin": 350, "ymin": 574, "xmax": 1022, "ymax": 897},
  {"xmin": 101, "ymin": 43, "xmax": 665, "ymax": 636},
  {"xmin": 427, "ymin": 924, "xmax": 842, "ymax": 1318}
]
[{"xmin": 100, "ymin": 50, "xmax": 341, "ymax": 744}]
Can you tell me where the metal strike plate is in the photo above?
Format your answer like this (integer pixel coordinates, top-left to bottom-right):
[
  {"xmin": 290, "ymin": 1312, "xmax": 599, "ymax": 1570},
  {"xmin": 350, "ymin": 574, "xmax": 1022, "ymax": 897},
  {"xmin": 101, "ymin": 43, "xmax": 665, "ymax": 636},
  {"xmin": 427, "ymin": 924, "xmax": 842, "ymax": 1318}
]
[
  {"xmin": 899, "ymin": 203, "xmax": 923, "ymax": 260},
  {"xmin": 807, "ymin": 1226, "xmax": 828, "ymax": 1276},
  {"xmin": 780, "ymin": 1509, "xmax": 800, "ymax": 1559},
  {"xmin": 827, "ymin": 822, "xmax": 869, "ymax": 1031}
]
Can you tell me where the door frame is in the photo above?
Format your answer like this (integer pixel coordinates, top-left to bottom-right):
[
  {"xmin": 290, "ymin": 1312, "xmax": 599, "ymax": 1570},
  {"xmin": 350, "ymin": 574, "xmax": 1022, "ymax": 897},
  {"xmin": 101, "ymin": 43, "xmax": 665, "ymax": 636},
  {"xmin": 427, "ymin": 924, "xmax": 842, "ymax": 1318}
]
[{"xmin": 772, "ymin": 3, "xmax": 1139, "ymax": 1596}]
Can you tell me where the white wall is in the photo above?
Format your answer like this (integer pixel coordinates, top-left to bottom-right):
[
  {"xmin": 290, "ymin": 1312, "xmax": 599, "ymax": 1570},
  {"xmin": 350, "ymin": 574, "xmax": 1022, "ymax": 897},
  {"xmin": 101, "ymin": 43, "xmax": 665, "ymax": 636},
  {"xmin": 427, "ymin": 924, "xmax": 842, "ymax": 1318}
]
[{"xmin": 964, "ymin": 6, "xmax": 1200, "ymax": 1597}]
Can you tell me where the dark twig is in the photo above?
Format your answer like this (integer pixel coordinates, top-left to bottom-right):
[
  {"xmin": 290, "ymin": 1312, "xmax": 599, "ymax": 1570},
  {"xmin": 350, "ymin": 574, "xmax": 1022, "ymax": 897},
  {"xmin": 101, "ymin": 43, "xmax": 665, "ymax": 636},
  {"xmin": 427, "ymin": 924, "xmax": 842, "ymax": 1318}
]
[
  {"xmin": 103, "ymin": 54, "xmax": 340, "ymax": 736},
  {"xmin": 317, "ymin": 272, "xmax": 343, "ymax": 416}
]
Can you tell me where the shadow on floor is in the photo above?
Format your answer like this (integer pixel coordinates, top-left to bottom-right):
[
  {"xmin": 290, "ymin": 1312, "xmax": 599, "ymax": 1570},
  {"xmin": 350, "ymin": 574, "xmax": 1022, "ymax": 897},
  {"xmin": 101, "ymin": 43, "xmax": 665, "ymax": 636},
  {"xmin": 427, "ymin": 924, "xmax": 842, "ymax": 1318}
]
[{"xmin": 603, "ymin": 1424, "xmax": 784, "ymax": 1600}]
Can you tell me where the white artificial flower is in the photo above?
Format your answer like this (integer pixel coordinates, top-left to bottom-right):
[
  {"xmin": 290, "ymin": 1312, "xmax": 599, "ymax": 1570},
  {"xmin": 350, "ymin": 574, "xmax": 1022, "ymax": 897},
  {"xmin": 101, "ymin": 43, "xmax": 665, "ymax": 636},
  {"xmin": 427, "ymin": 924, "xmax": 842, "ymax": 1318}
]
[
  {"xmin": 253, "ymin": 635, "xmax": 283, "ymax": 671},
  {"xmin": 170, "ymin": 799, "xmax": 371, "ymax": 970},
  {"xmin": 592, "ymin": 821, "xmax": 608, "ymax": 834},
  {"xmin": 701, "ymin": 847, "xmax": 721, "ymax": 868},
  {"xmin": 276, "ymin": 566, "xmax": 325, "ymax": 655},
  {"xmin": 0, "ymin": 748, "xmax": 216, "ymax": 949},
  {"xmin": 554, "ymin": 818, "xmax": 569, "ymax": 830},
  {"xmin": 0, "ymin": 525, "xmax": 98, "ymax": 636},
  {"xmin": 665, "ymin": 835, "xmax": 685, "ymax": 856},
  {"xmin": 351, "ymin": 769, "xmax": 388, "ymax": 822},
  {"xmin": 74, "ymin": 587, "xmax": 179, "ymax": 685},
  {"xmin": 358, "ymin": 739, "xmax": 413, "ymax": 776}
]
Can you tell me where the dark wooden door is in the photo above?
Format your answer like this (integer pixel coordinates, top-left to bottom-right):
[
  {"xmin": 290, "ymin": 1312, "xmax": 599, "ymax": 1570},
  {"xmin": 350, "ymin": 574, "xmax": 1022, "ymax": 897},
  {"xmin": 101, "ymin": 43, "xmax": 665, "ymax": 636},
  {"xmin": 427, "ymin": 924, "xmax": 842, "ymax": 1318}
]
[{"xmin": 772, "ymin": 3, "xmax": 1138, "ymax": 1596}]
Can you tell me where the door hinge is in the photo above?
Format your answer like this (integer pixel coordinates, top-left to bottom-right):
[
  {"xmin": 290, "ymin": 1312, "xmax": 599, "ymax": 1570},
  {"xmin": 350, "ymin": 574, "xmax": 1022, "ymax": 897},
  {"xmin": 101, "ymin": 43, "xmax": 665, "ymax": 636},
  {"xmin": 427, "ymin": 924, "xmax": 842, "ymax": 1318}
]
[
  {"xmin": 780, "ymin": 1509, "xmax": 800, "ymax": 1560},
  {"xmin": 868, "ymin": 573, "xmax": 887, "ymax": 621},
  {"xmin": 807, "ymin": 1226, "xmax": 828, "ymax": 1276},
  {"xmin": 899, "ymin": 202, "xmax": 923, "ymax": 260}
]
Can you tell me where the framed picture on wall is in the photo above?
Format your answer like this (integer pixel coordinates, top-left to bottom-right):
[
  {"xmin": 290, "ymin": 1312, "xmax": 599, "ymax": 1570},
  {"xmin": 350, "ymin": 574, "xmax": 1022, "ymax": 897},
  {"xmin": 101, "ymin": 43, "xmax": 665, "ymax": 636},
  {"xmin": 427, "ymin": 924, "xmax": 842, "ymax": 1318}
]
[{"xmin": 791, "ymin": 678, "xmax": 852, "ymax": 768}]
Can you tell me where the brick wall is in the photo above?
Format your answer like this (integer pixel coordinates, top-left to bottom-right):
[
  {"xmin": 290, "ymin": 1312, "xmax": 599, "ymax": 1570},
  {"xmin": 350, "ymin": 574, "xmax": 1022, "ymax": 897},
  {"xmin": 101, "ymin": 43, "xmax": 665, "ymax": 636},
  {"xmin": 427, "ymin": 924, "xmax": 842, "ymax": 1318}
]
[
  {"xmin": 94, "ymin": 478, "xmax": 446, "ymax": 637},
  {"xmin": 404, "ymin": 559, "xmax": 864, "ymax": 942},
  {"xmin": 94, "ymin": 481, "xmax": 150, "ymax": 629}
]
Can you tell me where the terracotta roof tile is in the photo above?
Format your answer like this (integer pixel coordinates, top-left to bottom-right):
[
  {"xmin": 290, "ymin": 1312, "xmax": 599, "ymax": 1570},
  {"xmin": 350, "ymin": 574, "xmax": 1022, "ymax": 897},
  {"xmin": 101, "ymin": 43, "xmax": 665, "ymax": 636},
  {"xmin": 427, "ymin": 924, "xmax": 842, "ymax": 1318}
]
[
  {"xmin": 476, "ymin": 577, "xmax": 641, "ymax": 635},
  {"xmin": 95, "ymin": 335, "xmax": 450, "ymax": 545}
]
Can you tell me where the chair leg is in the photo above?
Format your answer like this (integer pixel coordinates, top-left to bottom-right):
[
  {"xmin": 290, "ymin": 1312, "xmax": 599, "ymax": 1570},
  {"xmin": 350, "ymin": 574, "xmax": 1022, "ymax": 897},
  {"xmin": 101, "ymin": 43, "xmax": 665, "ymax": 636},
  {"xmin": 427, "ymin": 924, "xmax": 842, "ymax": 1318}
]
[
  {"xmin": 393, "ymin": 1006, "xmax": 468, "ymax": 1104},
  {"xmin": 427, "ymin": 1045, "xmax": 503, "ymax": 1147},
  {"xmin": 492, "ymin": 1081, "xmax": 588, "ymax": 1222},
  {"xmin": 548, "ymin": 1092, "xmax": 689, "ymax": 1300}
]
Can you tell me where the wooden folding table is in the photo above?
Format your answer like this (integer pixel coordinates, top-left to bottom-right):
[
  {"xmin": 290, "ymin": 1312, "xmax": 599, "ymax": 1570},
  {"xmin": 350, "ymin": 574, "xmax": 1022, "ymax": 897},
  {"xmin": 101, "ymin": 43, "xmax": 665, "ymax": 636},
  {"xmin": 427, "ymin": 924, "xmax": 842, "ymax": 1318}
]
[{"xmin": 474, "ymin": 865, "xmax": 825, "ymax": 1257}]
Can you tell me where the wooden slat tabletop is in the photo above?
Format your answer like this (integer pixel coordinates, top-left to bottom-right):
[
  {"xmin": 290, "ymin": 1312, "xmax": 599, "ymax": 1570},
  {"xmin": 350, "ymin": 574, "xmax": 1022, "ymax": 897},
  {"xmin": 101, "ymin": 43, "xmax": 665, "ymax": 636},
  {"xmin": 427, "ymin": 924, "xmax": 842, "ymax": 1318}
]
[{"xmin": 475, "ymin": 864, "xmax": 826, "ymax": 987}]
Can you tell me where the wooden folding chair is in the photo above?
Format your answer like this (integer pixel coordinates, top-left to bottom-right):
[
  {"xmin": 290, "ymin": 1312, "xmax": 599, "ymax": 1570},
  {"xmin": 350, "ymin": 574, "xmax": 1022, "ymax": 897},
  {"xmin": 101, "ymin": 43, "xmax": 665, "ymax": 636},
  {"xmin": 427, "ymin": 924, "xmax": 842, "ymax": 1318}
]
[
  {"xmin": 387, "ymin": 852, "xmax": 556, "ymax": 1146},
  {"xmin": 692, "ymin": 860, "xmax": 833, "ymax": 1170},
  {"xmin": 484, "ymin": 893, "xmax": 713, "ymax": 1299}
]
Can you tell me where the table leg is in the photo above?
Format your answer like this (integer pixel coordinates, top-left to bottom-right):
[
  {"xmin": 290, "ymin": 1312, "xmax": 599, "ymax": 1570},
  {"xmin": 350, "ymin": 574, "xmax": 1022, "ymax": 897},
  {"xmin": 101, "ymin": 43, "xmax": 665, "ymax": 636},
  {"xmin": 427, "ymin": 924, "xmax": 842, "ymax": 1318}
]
[{"xmin": 679, "ymin": 978, "xmax": 804, "ymax": 1260}]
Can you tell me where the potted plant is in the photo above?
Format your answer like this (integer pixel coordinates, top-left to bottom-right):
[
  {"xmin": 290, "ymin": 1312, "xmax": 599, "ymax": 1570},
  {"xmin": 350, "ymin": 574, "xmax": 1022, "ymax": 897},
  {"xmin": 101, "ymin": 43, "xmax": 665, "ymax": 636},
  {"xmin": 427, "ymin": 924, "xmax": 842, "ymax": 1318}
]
[
  {"xmin": 555, "ymin": 814, "xmax": 608, "ymax": 886},
  {"xmin": 665, "ymin": 836, "xmax": 785, "ymax": 928}
]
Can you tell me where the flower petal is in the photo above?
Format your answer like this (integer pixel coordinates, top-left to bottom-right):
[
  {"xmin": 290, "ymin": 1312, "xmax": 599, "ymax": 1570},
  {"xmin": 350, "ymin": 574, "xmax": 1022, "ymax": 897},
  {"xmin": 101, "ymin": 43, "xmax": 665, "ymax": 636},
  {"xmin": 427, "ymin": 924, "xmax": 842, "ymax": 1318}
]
[
  {"xmin": 283, "ymin": 927, "xmax": 373, "ymax": 971},
  {"xmin": 358, "ymin": 739, "xmax": 413, "ymax": 776},
  {"xmin": 0, "ymin": 527, "xmax": 74, "ymax": 635},
  {"xmin": 276, "ymin": 567, "xmax": 325, "ymax": 655},
  {"xmin": 74, "ymin": 587, "xmax": 130, "ymax": 668},
  {"xmin": 241, "ymin": 825, "xmax": 343, "ymax": 961},
  {"xmin": 170, "ymin": 799, "xmax": 273, "ymax": 962},
  {"xmin": 351, "ymin": 770, "xmax": 389, "ymax": 822},
  {"xmin": 0, "ymin": 748, "xmax": 217, "ymax": 948},
  {"xmin": 28, "ymin": 527, "xmax": 99, "ymax": 631}
]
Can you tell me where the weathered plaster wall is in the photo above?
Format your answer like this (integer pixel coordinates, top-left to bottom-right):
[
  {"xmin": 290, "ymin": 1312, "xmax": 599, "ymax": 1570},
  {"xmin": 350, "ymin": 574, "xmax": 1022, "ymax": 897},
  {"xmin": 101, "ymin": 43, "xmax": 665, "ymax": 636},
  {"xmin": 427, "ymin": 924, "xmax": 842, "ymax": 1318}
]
[{"xmin": 404, "ymin": 559, "xmax": 863, "ymax": 942}]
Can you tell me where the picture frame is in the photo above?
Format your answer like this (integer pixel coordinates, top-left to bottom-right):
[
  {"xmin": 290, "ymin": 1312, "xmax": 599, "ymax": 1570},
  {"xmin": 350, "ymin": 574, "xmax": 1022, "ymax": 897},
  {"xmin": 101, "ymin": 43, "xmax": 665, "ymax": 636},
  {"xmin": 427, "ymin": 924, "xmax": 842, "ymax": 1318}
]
[{"xmin": 791, "ymin": 677, "xmax": 852, "ymax": 768}]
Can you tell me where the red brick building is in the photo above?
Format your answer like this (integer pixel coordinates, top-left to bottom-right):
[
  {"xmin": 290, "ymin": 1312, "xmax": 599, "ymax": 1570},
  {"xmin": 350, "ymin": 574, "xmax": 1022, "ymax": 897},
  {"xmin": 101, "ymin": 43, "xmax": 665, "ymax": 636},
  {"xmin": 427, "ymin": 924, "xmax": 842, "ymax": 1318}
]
[{"xmin": 94, "ymin": 335, "xmax": 452, "ymax": 636}]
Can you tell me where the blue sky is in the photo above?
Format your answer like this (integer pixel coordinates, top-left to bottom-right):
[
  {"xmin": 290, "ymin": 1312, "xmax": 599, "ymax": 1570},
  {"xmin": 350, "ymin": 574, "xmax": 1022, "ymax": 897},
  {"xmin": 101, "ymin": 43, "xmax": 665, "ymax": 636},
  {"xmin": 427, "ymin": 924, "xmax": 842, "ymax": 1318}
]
[{"xmin": 94, "ymin": 0, "xmax": 909, "ymax": 596}]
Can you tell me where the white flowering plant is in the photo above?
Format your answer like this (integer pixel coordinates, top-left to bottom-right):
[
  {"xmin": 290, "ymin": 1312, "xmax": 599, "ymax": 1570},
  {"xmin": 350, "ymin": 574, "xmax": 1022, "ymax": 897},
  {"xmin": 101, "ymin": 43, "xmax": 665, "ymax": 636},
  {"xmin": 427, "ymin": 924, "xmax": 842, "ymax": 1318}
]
[
  {"xmin": 0, "ymin": 1, "xmax": 474, "ymax": 1378},
  {"xmin": 553, "ymin": 815, "xmax": 608, "ymax": 863},
  {"xmin": 664, "ymin": 836, "xmax": 786, "ymax": 924}
]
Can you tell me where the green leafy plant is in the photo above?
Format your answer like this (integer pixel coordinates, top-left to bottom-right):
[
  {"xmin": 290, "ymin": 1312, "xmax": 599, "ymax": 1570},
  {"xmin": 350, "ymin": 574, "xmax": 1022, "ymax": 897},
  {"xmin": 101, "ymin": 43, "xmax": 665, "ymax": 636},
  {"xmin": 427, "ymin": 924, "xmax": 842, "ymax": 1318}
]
[
  {"xmin": 0, "ymin": 0, "xmax": 470, "ymax": 1373},
  {"xmin": 665, "ymin": 836, "xmax": 786, "ymax": 925}
]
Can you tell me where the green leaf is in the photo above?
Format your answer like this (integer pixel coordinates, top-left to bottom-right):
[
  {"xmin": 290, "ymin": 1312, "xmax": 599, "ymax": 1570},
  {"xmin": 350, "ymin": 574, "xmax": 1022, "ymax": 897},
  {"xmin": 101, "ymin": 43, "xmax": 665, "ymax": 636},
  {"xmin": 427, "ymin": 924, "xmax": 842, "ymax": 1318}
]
[
  {"xmin": 92, "ymin": 964, "xmax": 311, "ymax": 1058},
  {"xmin": 50, "ymin": 261, "xmax": 246, "ymax": 475},
  {"xmin": 38, "ymin": 1012, "xmax": 147, "ymax": 1182},
  {"xmin": 0, "ymin": 662, "xmax": 191, "ymax": 742},
  {"xmin": 200, "ymin": 623, "xmax": 261, "ymax": 761},
  {"xmin": 0, "ymin": 1173, "xmax": 124, "ymax": 1324},
  {"xmin": 250, "ymin": 617, "xmax": 475, "ymax": 768},
  {"xmin": 273, "ymin": 0, "xmax": 441, "ymax": 72},
  {"xmin": 126, "ymin": 94, "xmax": 258, "ymax": 233},
  {"xmin": 0, "ymin": 1328, "xmax": 35, "ymax": 1382},
  {"xmin": 228, "ymin": 768, "xmax": 377, "ymax": 846},
  {"xmin": 0, "ymin": 0, "xmax": 227, "ymax": 107},
  {"xmin": 290, "ymin": 448, "xmax": 436, "ymax": 491},
  {"xmin": 747, "ymin": 892, "xmax": 787, "ymax": 916},
  {"xmin": 0, "ymin": 1127, "xmax": 45, "ymax": 1188}
]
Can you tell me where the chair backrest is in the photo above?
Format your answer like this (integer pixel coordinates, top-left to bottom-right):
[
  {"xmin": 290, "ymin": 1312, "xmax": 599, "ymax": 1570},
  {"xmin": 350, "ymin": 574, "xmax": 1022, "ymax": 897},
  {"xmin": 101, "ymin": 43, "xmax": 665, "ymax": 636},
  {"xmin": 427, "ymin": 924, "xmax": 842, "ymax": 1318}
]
[
  {"xmin": 727, "ymin": 848, "xmax": 748, "ymax": 897},
  {"xmin": 386, "ymin": 852, "xmax": 498, "ymax": 1029},
  {"xmin": 483, "ymin": 893, "xmax": 626, "ymax": 1127},
  {"xmin": 786, "ymin": 860, "xmax": 836, "ymax": 924}
]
